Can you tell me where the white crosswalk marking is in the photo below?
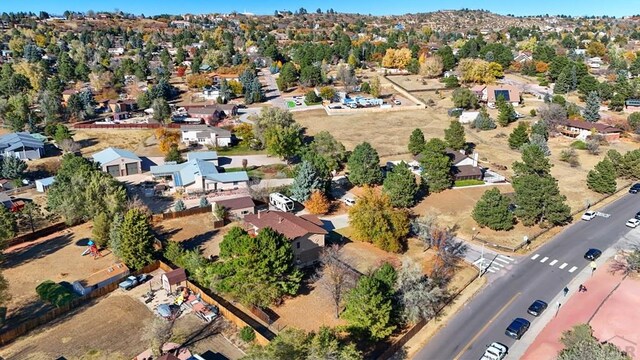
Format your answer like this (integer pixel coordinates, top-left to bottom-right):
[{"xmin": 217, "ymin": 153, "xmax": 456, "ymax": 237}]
[
  {"xmin": 496, "ymin": 255, "xmax": 514, "ymax": 263},
  {"xmin": 486, "ymin": 268, "xmax": 496, "ymax": 273},
  {"xmin": 490, "ymin": 267, "xmax": 501, "ymax": 271},
  {"xmin": 540, "ymin": 257, "xmax": 549, "ymax": 263},
  {"xmin": 549, "ymin": 260, "xmax": 558, "ymax": 266},
  {"xmin": 531, "ymin": 254, "xmax": 540, "ymax": 260},
  {"xmin": 569, "ymin": 266, "xmax": 578, "ymax": 273},
  {"xmin": 559, "ymin": 263, "xmax": 568, "ymax": 269},
  {"xmin": 492, "ymin": 262, "xmax": 505, "ymax": 268}
]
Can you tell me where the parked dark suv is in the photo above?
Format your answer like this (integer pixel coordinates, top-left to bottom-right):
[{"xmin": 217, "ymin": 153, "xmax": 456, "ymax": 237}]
[
  {"xmin": 505, "ymin": 318, "xmax": 530, "ymax": 339},
  {"xmin": 630, "ymin": 183, "xmax": 640, "ymax": 194},
  {"xmin": 527, "ymin": 300, "xmax": 548, "ymax": 317}
]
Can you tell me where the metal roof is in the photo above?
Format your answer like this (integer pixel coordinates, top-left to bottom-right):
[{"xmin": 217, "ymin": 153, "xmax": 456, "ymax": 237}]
[
  {"xmin": 92, "ymin": 147, "xmax": 141, "ymax": 165},
  {"xmin": 186, "ymin": 151, "xmax": 218, "ymax": 161},
  {"xmin": 150, "ymin": 158, "xmax": 248, "ymax": 187},
  {"xmin": 0, "ymin": 132, "xmax": 44, "ymax": 151}
]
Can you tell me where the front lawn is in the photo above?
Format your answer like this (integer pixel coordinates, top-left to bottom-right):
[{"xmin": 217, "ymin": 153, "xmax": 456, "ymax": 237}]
[
  {"xmin": 454, "ymin": 179, "xmax": 485, "ymax": 187},
  {"xmin": 217, "ymin": 144, "xmax": 266, "ymax": 156}
]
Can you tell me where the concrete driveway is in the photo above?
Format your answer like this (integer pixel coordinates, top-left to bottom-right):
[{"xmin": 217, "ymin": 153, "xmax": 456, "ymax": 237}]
[{"xmin": 219, "ymin": 155, "xmax": 285, "ymax": 168}]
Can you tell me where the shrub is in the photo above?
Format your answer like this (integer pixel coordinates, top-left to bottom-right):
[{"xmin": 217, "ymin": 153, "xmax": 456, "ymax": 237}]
[
  {"xmin": 570, "ymin": 140, "xmax": 587, "ymax": 150},
  {"xmin": 559, "ymin": 149, "xmax": 580, "ymax": 167},
  {"xmin": 473, "ymin": 115, "xmax": 497, "ymax": 131},
  {"xmin": 530, "ymin": 109, "xmax": 537, "ymax": 117},
  {"xmin": 454, "ymin": 179, "xmax": 485, "ymax": 187},
  {"xmin": 36, "ymin": 280, "xmax": 77, "ymax": 307},
  {"xmin": 586, "ymin": 138, "xmax": 600, "ymax": 155},
  {"xmin": 304, "ymin": 91, "xmax": 321, "ymax": 105},
  {"xmin": 239, "ymin": 326, "xmax": 256, "ymax": 343},
  {"xmin": 628, "ymin": 112, "xmax": 640, "ymax": 132}
]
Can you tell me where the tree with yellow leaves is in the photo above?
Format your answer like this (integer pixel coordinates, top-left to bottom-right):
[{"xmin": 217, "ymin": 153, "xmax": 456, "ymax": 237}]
[
  {"xmin": 587, "ymin": 41, "xmax": 606, "ymax": 57},
  {"xmin": 458, "ymin": 59, "xmax": 503, "ymax": 84},
  {"xmin": 304, "ymin": 191, "xmax": 330, "ymax": 215},
  {"xmin": 154, "ymin": 128, "xmax": 181, "ymax": 154},
  {"xmin": 419, "ymin": 56, "xmax": 444, "ymax": 78},
  {"xmin": 381, "ymin": 48, "xmax": 412, "ymax": 69},
  {"xmin": 186, "ymin": 74, "xmax": 213, "ymax": 89},
  {"xmin": 13, "ymin": 61, "xmax": 44, "ymax": 91}
]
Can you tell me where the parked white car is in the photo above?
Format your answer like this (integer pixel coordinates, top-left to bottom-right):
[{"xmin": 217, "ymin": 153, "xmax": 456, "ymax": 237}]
[
  {"xmin": 393, "ymin": 99, "xmax": 401, "ymax": 105},
  {"xmin": 342, "ymin": 197, "xmax": 356, "ymax": 207},
  {"xmin": 626, "ymin": 218, "xmax": 640, "ymax": 228},
  {"xmin": 481, "ymin": 342, "xmax": 508, "ymax": 360},
  {"xmin": 581, "ymin": 211, "xmax": 597, "ymax": 221}
]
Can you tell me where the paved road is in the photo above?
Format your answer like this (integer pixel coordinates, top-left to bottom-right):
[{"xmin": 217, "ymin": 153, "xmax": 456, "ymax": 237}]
[
  {"xmin": 414, "ymin": 193, "xmax": 639, "ymax": 360},
  {"xmin": 259, "ymin": 68, "xmax": 286, "ymax": 109}
]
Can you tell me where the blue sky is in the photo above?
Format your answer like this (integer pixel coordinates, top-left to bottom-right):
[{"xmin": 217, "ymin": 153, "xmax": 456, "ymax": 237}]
[{"xmin": 3, "ymin": 0, "xmax": 634, "ymax": 17}]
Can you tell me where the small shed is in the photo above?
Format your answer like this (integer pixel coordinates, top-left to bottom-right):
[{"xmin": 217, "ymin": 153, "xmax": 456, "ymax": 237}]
[
  {"xmin": 72, "ymin": 263, "xmax": 129, "ymax": 296},
  {"xmin": 161, "ymin": 268, "xmax": 187, "ymax": 293},
  {"xmin": 35, "ymin": 176, "xmax": 55, "ymax": 192}
]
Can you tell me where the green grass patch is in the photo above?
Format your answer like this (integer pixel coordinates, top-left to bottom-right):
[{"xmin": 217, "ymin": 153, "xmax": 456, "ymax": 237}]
[
  {"xmin": 570, "ymin": 140, "xmax": 587, "ymax": 150},
  {"xmin": 286, "ymin": 101, "xmax": 296, "ymax": 108},
  {"xmin": 454, "ymin": 179, "xmax": 485, "ymax": 187},
  {"xmin": 216, "ymin": 144, "xmax": 266, "ymax": 156},
  {"xmin": 304, "ymin": 100, "xmax": 322, "ymax": 106}
]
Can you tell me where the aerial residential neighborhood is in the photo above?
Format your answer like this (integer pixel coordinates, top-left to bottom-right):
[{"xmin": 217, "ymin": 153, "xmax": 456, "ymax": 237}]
[{"xmin": 1, "ymin": 1, "xmax": 640, "ymax": 360}]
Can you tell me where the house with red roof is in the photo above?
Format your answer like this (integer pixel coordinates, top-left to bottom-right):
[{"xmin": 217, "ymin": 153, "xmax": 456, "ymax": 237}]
[{"xmin": 243, "ymin": 211, "xmax": 327, "ymax": 266}]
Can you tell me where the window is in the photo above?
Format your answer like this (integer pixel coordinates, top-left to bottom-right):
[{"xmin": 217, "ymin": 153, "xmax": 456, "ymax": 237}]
[
  {"xmin": 296, "ymin": 242, "xmax": 300, "ymax": 249},
  {"xmin": 233, "ymin": 181, "xmax": 238, "ymax": 185}
]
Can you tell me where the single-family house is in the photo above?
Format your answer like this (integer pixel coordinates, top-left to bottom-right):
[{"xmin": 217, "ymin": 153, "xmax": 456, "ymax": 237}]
[
  {"xmin": 414, "ymin": 149, "xmax": 484, "ymax": 182},
  {"xmin": 72, "ymin": 263, "xmax": 129, "ymax": 296},
  {"xmin": 212, "ymin": 196, "xmax": 256, "ymax": 219},
  {"xmin": 181, "ymin": 125, "xmax": 232, "ymax": 147},
  {"xmin": 108, "ymin": 99, "xmax": 137, "ymax": 113},
  {"xmin": 150, "ymin": 152, "xmax": 248, "ymax": 194},
  {"xmin": 0, "ymin": 132, "xmax": 45, "ymax": 160},
  {"xmin": 92, "ymin": 147, "xmax": 142, "ymax": 177},
  {"xmin": 35, "ymin": 176, "xmax": 55, "ymax": 192},
  {"xmin": 558, "ymin": 120, "xmax": 623, "ymax": 141},
  {"xmin": 514, "ymin": 52, "xmax": 533, "ymax": 63},
  {"xmin": 484, "ymin": 85, "xmax": 521, "ymax": 107},
  {"xmin": 186, "ymin": 106, "xmax": 224, "ymax": 124},
  {"xmin": 202, "ymin": 86, "xmax": 220, "ymax": 100},
  {"xmin": 471, "ymin": 85, "xmax": 486, "ymax": 98},
  {"xmin": 62, "ymin": 89, "xmax": 78, "ymax": 104},
  {"xmin": 107, "ymin": 47, "xmax": 125, "ymax": 56},
  {"xmin": 243, "ymin": 211, "xmax": 327, "ymax": 266},
  {"xmin": 161, "ymin": 268, "xmax": 187, "ymax": 293}
]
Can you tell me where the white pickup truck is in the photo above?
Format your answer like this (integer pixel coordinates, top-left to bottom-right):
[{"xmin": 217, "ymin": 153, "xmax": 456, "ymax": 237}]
[{"xmin": 480, "ymin": 342, "xmax": 508, "ymax": 360}]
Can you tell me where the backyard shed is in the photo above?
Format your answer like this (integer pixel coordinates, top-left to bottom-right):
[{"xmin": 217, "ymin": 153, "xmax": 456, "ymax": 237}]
[
  {"xmin": 72, "ymin": 263, "xmax": 129, "ymax": 296},
  {"xmin": 161, "ymin": 268, "xmax": 187, "ymax": 293},
  {"xmin": 35, "ymin": 176, "xmax": 55, "ymax": 192}
]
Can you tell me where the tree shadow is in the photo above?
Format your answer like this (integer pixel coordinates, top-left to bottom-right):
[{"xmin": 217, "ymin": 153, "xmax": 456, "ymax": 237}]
[
  {"xmin": 217, "ymin": 157, "xmax": 232, "ymax": 166},
  {"xmin": 181, "ymin": 230, "xmax": 219, "ymax": 251},
  {"xmin": 3, "ymin": 234, "xmax": 73, "ymax": 269},
  {"xmin": 77, "ymin": 138, "xmax": 98, "ymax": 149},
  {"xmin": 153, "ymin": 225, "xmax": 184, "ymax": 241},
  {"xmin": 1, "ymin": 297, "xmax": 52, "ymax": 331},
  {"xmin": 199, "ymin": 351, "xmax": 229, "ymax": 360},
  {"xmin": 43, "ymin": 143, "xmax": 62, "ymax": 157},
  {"xmin": 179, "ymin": 319, "xmax": 225, "ymax": 349},
  {"xmin": 140, "ymin": 156, "xmax": 158, "ymax": 171}
]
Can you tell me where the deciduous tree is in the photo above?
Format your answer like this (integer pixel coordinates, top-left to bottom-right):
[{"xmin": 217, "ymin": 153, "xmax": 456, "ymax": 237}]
[
  {"xmin": 304, "ymin": 190, "xmax": 330, "ymax": 215},
  {"xmin": 451, "ymin": 88, "xmax": 478, "ymax": 109},
  {"xmin": 395, "ymin": 258, "xmax": 446, "ymax": 323},
  {"xmin": 558, "ymin": 324, "xmax": 629, "ymax": 360}
]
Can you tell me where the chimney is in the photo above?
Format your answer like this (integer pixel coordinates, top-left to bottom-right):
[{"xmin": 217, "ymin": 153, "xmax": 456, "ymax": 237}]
[
  {"xmin": 258, "ymin": 211, "xmax": 261, "ymax": 219},
  {"xmin": 278, "ymin": 216, "xmax": 283, "ymax": 224},
  {"xmin": 473, "ymin": 152, "xmax": 479, "ymax": 167}
]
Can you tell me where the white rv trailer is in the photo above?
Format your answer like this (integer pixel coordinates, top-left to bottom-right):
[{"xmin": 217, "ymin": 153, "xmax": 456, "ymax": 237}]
[{"xmin": 269, "ymin": 192, "xmax": 295, "ymax": 212}]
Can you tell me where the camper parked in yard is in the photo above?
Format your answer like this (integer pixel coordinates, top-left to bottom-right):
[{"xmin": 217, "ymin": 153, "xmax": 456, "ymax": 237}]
[{"xmin": 269, "ymin": 192, "xmax": 295, "ymax": 212}]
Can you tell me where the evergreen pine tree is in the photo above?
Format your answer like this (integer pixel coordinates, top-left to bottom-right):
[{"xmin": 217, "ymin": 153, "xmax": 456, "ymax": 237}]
[
  {"xmin": 587, "ymin": 159, "xmax": 617, "ymax": 194},
  {"xmin": 420, "ymin": 139, "xmax": 452, "ymax": 193},
  {"xmin": 118, "ymin": 208, "xmax": 155, "ymax": 270},
  {"xmin": 290, "ymin": 160, "xmax": 325, "ymax": 202},
  {"xmin": 383, "ymin": 163, "xmax": 419, "ymax": 208},
  {"xmin": 583, "ymin": 91, "xmax": 601, "ymax": 122},
  {"xmin": 472, "ymin": 188, "xmax": 514, "ymax": 230},
  {"xmin": 554, "ymin": 69, "xmax": 569, "ymax": 94},
  {"xmin": 444, "ymin": 121, "xmax": 466, "ymax": 151},
  {"xmin": 408, "ymin": 128, "xmax": 426, "ymax": 155},
  {"xmin": 199, "ymin": 196, "xmax": 210, "ymax": 208},
  {"xmin": 528, "ymin": 135, "xmax": 551, "ymax": 156},
  {"xmin": 347, "ymin": 142, "xmax": 383, "ymax": 186},
  {"xmin": 508, "ymin": 122, "xmax": 529, "ymax": 149},
  {"xmin": 174, "ymin": 199, "xmax": 186, "ymax": 212}
]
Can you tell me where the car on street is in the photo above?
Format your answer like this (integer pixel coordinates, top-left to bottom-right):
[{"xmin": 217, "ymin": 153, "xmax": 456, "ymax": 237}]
[
  {"xmin": 393, "ymin": 99, "xmax": 401, "ymax": 105},
  {"xmin": 505, "ymin": 318, "xmax": 530, "ymax": 339},
  {"xmin": 584, "ymin": 248, "xmax": 602, "ymax": 261},
  {"xmin": 629, "ymin": 183, "xmax": 640, "ymax": 193},
  {"xmin": 527, "ymin": 300, "xmax": 548, "ymax": 316},
  {"xmin": 480, "ymin": 342, "xmax": 508, "ymax": 360},
  {"xmin": 581, "ymin": 211, "xmax": 597, "ymax": 221},
  {"xmin": 626, "ymin": 218, "xmax": 640, "ymax": 228},
  {"xmin": 635, "ymin": 211, "xmax": 640, "ymax": 220}
]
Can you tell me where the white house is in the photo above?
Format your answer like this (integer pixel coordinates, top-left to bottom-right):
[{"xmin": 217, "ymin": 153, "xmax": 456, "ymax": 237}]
[
  {"xmin": 92, "ymin": 147, "xmax": 142, "ymax": 177},
  {"xmin": 180, "ymin": 125, "xmax": 232, "ymax": 147},
  {"xmin": 0, "ymin": 132, "xmax": 45, "ymax": 160}
]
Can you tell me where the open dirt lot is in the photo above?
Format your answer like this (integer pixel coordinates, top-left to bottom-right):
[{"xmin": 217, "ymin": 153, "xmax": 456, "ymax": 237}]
[
  {"xmin": 154, "ymin": 213, "xmax": 236, "ymax": 258},
  {"xmin": 73, "ymin": 129, "xmax": 158, "ymax": 156},
  {"xmin": 2, "ymin": 222, "xmax": 117, "ymax": 327}
]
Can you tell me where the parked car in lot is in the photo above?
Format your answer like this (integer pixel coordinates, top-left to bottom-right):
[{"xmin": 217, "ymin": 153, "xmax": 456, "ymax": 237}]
[
  {"xmin": 584, "ymin": 248, "xmax": 602, "ymax": 261},
  {"xmin": 481, "ymin": 342, "xmax": 508, "ymax": 360},
  {"xmin": 527, "ymin": 300, "xmax": 548, "ymax": 316},
  {"xmin": 626, "ymin": 218, "xmax": 640, "ymax": 228},
  {"xmin": 505, "ymin": 318, "xmax": 530, "ymax": 339},
  {"xmin": 581, "ymin": 211, "xmax": 597, "ymax": 221},
  {"xmin": 342, "ymin": 197, "xmax": 356, "ymax": 207},
  {"xmin": 629, "ymin": 183, "xmax": 640, "ymax": 193},
  {"xmin": 118, "ymin": 274, "xmax": 148, "ymax": 291}
]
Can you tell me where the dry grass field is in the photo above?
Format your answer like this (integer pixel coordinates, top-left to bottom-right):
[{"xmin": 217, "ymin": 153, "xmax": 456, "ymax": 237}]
[
  {"xmin": 386, "ymin": 75, "xmax": 446, "ymax": 91},
  {"xmin": 73, "ymin": 129, "xmax": 157, "ymax": 156}
]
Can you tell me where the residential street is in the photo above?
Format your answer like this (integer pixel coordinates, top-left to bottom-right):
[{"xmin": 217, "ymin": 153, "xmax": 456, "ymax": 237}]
[
  {"xmin": 258, "ymin": 68, "xmax": 286, "ymax": 109},
  {"xmin": 414, "ymin": 193, "xmax": 640, "ymax": 360}
]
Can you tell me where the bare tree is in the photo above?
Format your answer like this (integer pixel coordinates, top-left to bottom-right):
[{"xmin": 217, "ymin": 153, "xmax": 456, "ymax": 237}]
[
  {"xmin": 395, "ymin": 258, "xmax": 446, "ymax": 324},
  {"xmin": 537, "ymin": 103, "xmax": 567, "ymax": 133},
  {"xmin": 59, "ymin": 138, "xmax": 80, "ymax": 153},
  {"xmin": 142, "ymin": 317, "xmax": 174, "ymax": 356},
  {"xmin": 610, "ymin": 245, "xmax": 640, "ymax": 275},
  {"xmin": 410, "ymin": 214, "xmax": 439, "ymax": 251},
  {"xmin": 319, "ymin": 245, "xmax": 357, "ymax": 318}
]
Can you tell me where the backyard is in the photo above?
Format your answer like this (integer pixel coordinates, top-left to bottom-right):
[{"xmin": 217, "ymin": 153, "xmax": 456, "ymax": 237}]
[
  {"xmin": 2, "ymin": 222, "xmax": 117, "ymax": 329},
  {"xmin": 73, "ymin": 128, "xmax": 157, "ymax": 156}
]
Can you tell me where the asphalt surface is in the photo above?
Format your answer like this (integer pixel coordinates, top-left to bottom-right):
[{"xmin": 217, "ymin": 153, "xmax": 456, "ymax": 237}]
[{"xmin": 414, "ymin": 192, "xmax": 640, "ymax": 360}]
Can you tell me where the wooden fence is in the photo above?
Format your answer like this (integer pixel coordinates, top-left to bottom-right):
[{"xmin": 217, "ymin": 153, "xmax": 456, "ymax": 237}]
[
  {"xmin": 151, "ymin": 206, "xmax": 212, "ymax": 223},
  {"xmin": 73, "ymin": 123, "xmax": 182, "ymax": 130},
  {"xmin": 0, "ymin": 261, "xmax": 159, "ymax": 346},
  {"xmin": 6, "ymin": 222, "xmax": 68, "ymax": 248},
  {"xmin": 156, "ymin": 260, "xmax": 275, "ymax": 345}
]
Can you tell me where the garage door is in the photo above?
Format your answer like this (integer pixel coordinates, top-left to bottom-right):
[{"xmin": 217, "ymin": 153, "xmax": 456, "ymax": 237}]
[
  {"xmin": 125, "ymin": 162, "xmax": 139, "ymax": 175},
  {"xmin": 106, "ymin": 165, "xmax": 120, "ymax": 177}
]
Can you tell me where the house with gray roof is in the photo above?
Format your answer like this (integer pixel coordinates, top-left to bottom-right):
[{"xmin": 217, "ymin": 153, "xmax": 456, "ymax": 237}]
[
  {"xmin": 150, "ymin": 152, "xmax": 248, "ymax": 193},
  {"xmin": 91, "ymin": 147, "xmax": 142, "ymax": 177},
  {"xmin": 181, "ymin": 125, "xmax": 232, "ymax": 148},
  {"xmin": 0, "ymin": 132, "xmax": 45, "ymax": 160}
]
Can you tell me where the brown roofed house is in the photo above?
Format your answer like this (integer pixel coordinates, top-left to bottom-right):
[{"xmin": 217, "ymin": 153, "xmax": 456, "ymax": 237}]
[
  {"xmin": 244, "ymin": 211, "xmax": 327, "ymax": 266},
  {"xmin": 485, "ymin": 85, "xmax": 521, "ymax": 107},
  {"xmin": 559, "ymin": 119, "xmax": 622, "ymax": 142},
  {"xmin": 212, "ymin": 196, "xmax": 255, "ymax": 219}
]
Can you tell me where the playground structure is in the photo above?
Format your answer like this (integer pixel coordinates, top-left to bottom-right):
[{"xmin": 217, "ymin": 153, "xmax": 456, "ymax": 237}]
[{"xmin": 81, "ymin": 240, "xmax": 102, "ymax": 259}]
